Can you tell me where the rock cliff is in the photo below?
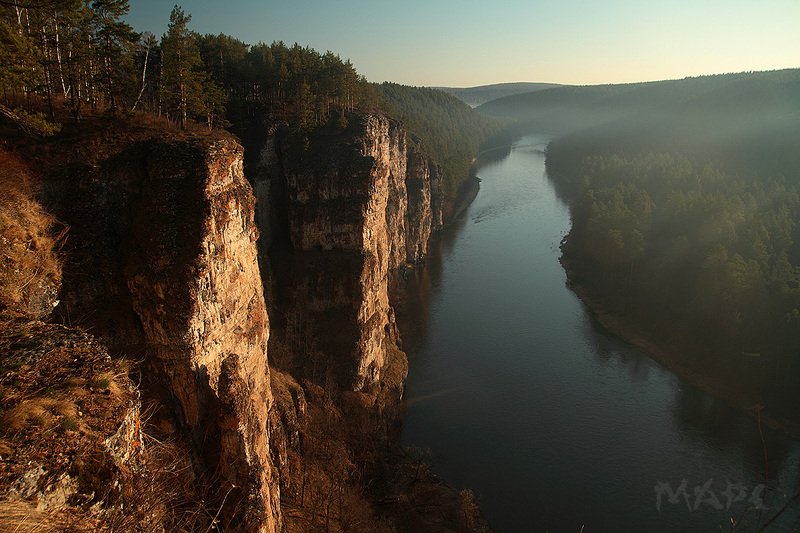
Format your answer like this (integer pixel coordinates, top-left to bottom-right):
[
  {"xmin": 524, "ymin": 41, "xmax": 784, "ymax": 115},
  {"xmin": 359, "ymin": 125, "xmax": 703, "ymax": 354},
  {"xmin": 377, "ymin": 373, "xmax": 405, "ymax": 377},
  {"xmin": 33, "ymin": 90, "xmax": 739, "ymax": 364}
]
[
  {"xmin": 125, "ymin": 139, "xmax": 280, "ymax": 531},
  {"xmin": 2, "ymin": 112, "xmax": 481, "ymax": 531},
  {"xmin": 253, "ymin": 114, "xmax": 443, "ymax": 392},
  {"xmin": 27, "ymin": 129, "xmax": 280, "ymax": 531},
  {"xmin": 406, "ymin": 135, "xmax": 444, "ymax": 263}
]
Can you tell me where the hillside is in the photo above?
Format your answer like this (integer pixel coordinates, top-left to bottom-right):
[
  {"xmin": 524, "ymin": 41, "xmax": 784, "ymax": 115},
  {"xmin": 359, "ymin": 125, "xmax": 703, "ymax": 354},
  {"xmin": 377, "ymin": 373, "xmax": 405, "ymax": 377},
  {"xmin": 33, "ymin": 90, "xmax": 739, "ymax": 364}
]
[
  {"xmin": 378, "ymin": 83, "xmax": 504, "ymax": 198},
  {"xmin": 434, "ymin": 82, "xmax": 562, "ymax": 107},
  {"xmin": 542, "ymin": 69, "xmax": 800, "ymax": 433},
  {"xmin": 477, "ymin": 69, "xmax": 800, "ymax": 136}
]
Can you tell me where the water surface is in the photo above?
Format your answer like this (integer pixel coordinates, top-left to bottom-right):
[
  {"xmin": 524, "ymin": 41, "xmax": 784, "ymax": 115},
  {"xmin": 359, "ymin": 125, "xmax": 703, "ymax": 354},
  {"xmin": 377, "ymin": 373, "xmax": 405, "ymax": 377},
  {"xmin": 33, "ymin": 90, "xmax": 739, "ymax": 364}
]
[{"xmin": 397, "ymin": 134, "xmax": 800, "ymax": 532}]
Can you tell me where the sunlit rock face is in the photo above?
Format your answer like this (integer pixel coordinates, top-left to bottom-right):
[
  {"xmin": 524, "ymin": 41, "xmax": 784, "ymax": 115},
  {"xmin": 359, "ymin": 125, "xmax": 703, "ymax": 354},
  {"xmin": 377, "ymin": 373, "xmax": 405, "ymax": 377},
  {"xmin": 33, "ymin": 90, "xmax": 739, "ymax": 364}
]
[
  {"xmin": 406, "ymin": 135, "xmax": 444, "ymax": 263},
  {"xmin": 255, "ymin": 114, "xmax": 443, "ymax": 392},
  {"xmin": 45, "ymin": 136, "xmax": 281, "ymax": 532},
  {"xmin": 126, "ymin": 139, "xmax": 280, "ymax": 532}
]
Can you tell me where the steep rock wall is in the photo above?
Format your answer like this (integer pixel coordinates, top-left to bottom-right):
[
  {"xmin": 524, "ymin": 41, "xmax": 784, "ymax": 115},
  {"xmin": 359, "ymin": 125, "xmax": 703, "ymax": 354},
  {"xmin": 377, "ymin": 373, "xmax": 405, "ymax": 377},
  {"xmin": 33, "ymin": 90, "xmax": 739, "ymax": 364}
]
[
  {"xmin": 126, "ymin": 139, "xmax": 279, "ymax": 531},
  {"xmin": 248, "ymin": 113, "xmax": 488, "ymax": 532},
  {"xmin": 254, "ymin": 114, "xmax": 443, "ymax": 392},
  {"xmin": 406, "ymin": 136, "xmax": 444, "ymax": 263},
  {"xmin": 38, "ymin": 131, "xmax": 280, "ymax": 532}
]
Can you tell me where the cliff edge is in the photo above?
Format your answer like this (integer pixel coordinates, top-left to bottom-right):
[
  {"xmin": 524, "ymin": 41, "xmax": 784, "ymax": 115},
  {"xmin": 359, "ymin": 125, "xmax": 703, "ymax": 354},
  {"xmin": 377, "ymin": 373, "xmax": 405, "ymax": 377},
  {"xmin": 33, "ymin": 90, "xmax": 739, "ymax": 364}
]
[{"xmin": 0, "ymin": 113, "xmax": 487, "ymax": 531}]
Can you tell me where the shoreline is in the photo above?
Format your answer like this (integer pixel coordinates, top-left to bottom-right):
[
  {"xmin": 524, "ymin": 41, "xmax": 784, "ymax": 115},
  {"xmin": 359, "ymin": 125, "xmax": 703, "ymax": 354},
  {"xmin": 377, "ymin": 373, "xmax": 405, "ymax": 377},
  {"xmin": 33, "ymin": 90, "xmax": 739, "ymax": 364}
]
[
  {"xmin": 559, "ymin": 243, "xmax": 800, "ymax": 442},
  {"xmin": 443, "ymin": 174, "xmax": 481, "ymax": 226}
]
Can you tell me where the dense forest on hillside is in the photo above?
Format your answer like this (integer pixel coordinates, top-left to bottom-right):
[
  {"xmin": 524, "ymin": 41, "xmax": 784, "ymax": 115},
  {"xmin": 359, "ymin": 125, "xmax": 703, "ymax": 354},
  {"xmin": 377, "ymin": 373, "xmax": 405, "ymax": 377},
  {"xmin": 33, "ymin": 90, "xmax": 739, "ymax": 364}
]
[
  {"xmin": 542, "ymin": 71, "xmax": 800, "ymax": 417},
  {"xmin": 0, "ymin": 1, "xmax": 497, "ymax": 196},
  {"xmin": 478, "ymin": 69, "xmax": 800, "ymax": 138},
  {"xmin": 379, "ymin": 83, "xmax": 503, "ymax": 195},
  {"xmin": 0, "ymin": 0, "xmax": 382, "ymax": 130}
]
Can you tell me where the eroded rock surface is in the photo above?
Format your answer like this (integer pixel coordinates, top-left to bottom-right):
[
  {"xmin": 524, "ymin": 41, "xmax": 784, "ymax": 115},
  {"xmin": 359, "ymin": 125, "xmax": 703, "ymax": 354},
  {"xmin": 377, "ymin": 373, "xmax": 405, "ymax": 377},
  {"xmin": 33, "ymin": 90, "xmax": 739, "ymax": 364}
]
[
  {"xmin": 256, "ymin": 114, "xmax": 444, "ymax": 392},
  {"xmin": 35, "ymin": 130, "xmax": 281, "ymax": 532}
]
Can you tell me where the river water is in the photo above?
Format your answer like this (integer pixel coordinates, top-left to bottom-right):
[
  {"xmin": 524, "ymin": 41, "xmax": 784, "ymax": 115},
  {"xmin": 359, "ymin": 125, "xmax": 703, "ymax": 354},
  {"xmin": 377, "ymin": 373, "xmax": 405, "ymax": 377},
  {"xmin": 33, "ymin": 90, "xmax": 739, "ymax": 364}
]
[{"xmin": 397, "ymin": 134, "xmax": 800, "ymax": 532}]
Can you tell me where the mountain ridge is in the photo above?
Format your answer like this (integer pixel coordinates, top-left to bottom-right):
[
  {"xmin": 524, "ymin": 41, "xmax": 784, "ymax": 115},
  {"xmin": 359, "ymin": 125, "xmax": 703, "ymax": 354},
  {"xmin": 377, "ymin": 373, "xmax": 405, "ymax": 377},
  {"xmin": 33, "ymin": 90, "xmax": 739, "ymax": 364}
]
[{"xmin": 434, "ymin": 82, "xmax": 563, "ymax": 107}]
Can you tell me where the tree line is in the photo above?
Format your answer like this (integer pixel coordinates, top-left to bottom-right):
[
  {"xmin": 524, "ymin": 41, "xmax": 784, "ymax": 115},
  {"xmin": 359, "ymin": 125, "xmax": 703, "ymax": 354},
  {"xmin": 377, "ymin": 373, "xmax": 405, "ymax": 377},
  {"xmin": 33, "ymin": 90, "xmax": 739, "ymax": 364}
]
[
  {"xmin": 0, "ymin": 1, "xmax": 381, "ymax": 132},
  {"xmin": 546, "ymin": 111, "xmax": 800, "ymax": 371},
  {"xmin": 1, "ymin": 2, "xmax": 501, "ymax": 194}
]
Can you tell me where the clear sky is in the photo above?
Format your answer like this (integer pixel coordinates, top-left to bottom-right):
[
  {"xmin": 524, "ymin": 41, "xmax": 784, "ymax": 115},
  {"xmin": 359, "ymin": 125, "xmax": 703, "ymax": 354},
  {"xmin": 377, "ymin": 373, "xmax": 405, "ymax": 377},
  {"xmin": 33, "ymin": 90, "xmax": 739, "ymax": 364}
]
[{"xmin": 126, "ymin": 0, "xmax": 800, "ymax": 87}]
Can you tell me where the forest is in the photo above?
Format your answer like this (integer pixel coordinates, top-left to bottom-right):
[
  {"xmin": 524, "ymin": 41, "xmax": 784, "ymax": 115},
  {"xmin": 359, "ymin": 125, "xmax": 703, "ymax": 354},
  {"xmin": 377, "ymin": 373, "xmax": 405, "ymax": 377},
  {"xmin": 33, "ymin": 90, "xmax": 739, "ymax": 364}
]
[
  {"xmin": 0, "ymin": 1, "xmax": 497, "ymax": 196},
  {"xmin": 479, "ymin": 69, "xmax": 800, "ymax": 139},
  {"xmin": 543, "ymin": 71, "xmax": 800, "ymax": 414},
  {"xmin": 379, "ymin": 82, "xmax": 503, "ymax": 195}
]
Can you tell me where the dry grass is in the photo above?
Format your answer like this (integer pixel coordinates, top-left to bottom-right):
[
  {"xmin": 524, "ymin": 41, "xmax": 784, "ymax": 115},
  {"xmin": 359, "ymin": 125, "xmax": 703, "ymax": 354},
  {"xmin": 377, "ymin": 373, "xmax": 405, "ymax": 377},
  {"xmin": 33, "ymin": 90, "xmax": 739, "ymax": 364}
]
[
  {"xmin": 0, "ymin": 500, "xmax": 106, "ymax": 532},
  {"xmin": 89, "ymin": 371, "xmax": 127, "ymax": 398},
  {"xmin": 0, "ymin": 396, "xmax": 79, "ymax": 434},
  {"xmin": 0, "ymin": 150, "xmax": 64, "ymax": 319},
  {"xmin": 0, "ymin": 500, "xmax": 61, "ymax": 532},
  {"xmin": 106, "ymin": 427, "xmax": 233, "ymax": 532},
  {"xmin": 0, "ymin": 317, "xmax": 144, "ymax": 530}
]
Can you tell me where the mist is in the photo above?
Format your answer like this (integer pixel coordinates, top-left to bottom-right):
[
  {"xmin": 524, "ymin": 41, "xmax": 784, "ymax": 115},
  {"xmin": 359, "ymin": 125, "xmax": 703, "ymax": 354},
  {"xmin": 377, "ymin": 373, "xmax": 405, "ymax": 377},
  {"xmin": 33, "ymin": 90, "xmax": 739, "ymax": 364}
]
[{"xmin": 468, "ymin": 68, "xmax": 800, "ymax": 436}]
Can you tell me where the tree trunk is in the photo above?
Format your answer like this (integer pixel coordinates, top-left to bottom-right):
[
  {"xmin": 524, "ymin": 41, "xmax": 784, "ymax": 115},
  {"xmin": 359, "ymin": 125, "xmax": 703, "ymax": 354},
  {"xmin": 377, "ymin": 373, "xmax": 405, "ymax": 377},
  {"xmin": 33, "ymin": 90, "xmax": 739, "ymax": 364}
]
[
  {"xmin": 53, "ymin": 11, "xmax": 68, "ymax": 98},
  {"xmin": 104, "ymin": 33, "xmax": 116, "ymax": 112},
  {"xmin": 0, "ymin": 102, "xmax": 51, "ymax": 137},
  {"xmin": 178, "ymin": 46, "xmax": 186, "ymax": 128},
  {"xmin": 41, "ymin": 24, "xmax": 55, "ymax": 121},
  {"xmin": 131, "ymin": 39, "xmax": 150, "ymax": 112}
]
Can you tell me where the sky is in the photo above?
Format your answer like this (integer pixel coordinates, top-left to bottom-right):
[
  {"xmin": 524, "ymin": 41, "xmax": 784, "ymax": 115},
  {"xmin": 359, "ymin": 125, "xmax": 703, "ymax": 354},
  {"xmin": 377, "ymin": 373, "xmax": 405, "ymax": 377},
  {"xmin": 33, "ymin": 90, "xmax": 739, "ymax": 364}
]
[{"xmin": 125, "ymin": 0, "xmax": 800, "ymax": 88}]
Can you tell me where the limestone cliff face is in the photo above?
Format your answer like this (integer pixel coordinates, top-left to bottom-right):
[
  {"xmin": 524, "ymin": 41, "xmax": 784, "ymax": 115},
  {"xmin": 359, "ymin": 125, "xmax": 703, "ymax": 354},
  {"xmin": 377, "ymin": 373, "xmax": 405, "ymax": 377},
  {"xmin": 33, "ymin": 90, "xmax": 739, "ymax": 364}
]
[
  {"xmin": 406, "ymin": 136, "xmax": 444, "ymax": 263},
  {"xmin": 10, "ymin": 113, "xmax": 468, "ymax": 530},
  {"xmin": 40, "ymin": 132, "xmax": 280, "ymax": 532},
  {"xmin": 256, "ymin": 114, "xmax": 443, "ymax": 392},
  {"xmin": 126, "ymin": 139, "xmax": 280, "ymax": 531}
]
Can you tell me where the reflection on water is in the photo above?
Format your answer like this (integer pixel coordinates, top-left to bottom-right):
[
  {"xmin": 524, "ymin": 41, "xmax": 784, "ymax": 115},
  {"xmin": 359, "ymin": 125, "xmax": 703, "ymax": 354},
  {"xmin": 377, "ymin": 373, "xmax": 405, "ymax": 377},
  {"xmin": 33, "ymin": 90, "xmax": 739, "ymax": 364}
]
[{"xmin": 396, "ymin": 135, "xmax": 800, "ymax": 532}]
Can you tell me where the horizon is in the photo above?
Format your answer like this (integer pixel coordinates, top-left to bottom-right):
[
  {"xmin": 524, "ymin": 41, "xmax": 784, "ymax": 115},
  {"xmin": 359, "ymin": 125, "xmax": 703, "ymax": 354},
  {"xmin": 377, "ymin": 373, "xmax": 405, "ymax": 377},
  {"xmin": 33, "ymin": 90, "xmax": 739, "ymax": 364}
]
[
  {"xmin": 126, "ymin": 0, "xmax": 800, "ymax": 87},
  {"xmin": 430, "ymin": 68, "xmax": 799, "ymax": 89}
]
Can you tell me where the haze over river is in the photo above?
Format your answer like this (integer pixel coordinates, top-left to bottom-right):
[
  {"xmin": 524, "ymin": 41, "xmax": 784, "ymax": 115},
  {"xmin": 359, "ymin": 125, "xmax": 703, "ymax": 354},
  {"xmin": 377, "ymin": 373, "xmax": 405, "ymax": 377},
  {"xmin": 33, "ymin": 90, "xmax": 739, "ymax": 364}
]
[{"xmin": 397, "ymin": 134, "xmax": 800, "ymax": 532}]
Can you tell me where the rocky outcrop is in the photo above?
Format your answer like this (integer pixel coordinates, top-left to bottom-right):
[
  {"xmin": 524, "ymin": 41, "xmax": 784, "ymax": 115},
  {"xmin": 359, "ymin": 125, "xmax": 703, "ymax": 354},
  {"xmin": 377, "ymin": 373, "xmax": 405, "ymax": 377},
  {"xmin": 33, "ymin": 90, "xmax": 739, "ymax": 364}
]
[
  {"xmin": 406, "ymin": 136, "xmax": 444, "ymax": 263},
  {"xmin": 0, "ymin": 316, "xmax": 141, "ymax": 529},
  {"xmin": 255, "ymin": 114, "xmax": 444, "ymax": 393},
  {"xmin": 125, "ymin": 139, "xmax": 279, "ymax": 531},
  {"xmin": 5, "ymin": 107, "xmax": 470, "ymax": 532},
  {"xmin": 32, "ymin": 129, "xmax": 281, "ymax": 532}
]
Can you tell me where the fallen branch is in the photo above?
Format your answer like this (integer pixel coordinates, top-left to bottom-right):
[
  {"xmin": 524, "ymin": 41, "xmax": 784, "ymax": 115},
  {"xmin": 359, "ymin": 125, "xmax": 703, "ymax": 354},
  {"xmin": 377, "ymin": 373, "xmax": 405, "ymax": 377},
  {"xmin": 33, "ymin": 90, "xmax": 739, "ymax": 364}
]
[{"xmin": 0, "ymin": 102, "xmax": 60, "ymax": 137}]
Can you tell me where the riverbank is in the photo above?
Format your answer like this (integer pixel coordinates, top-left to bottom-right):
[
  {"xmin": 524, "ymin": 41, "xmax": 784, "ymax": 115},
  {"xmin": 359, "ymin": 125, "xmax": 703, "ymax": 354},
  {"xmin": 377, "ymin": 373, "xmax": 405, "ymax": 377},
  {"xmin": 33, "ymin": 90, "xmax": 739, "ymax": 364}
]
[
  {"xmin": 443, "ymin": 175, "xmax": 481, "ymax": 225},
  {"xmin": 559, "ymin": 236, "xmax": 800, "ymax": 441}
]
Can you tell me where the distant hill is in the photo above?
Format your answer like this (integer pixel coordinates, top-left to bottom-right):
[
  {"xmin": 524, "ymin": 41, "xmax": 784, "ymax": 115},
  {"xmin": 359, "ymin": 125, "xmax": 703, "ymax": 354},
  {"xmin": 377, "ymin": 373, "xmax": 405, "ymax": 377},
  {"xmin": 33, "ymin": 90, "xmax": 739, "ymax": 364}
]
[
  {"xmin": 540, "ymin": 68, "xmax": 800, "ymax": 401},
  {"xmin": 434, "ymin": 82, "xmax": 563, "ymax": 107},
  {"xmin": 476, "ymin": 69, "xmax": 800, "ymax": 137}
]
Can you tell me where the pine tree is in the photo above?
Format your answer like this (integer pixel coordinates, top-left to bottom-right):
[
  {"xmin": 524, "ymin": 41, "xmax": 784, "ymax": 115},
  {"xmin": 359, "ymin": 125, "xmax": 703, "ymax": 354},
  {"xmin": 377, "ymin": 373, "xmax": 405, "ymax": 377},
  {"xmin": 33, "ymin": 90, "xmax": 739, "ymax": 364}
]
[
  {"xmin": 91, "ymin": 0, "xmax": 137, "ymax": 112},
  {"xmin": 160, "ymin": 5, "xmax": 202, "ymax": 128},
  {"xmin": 160, "ymin": 5, "xmax": 226, "ymax": 129}
]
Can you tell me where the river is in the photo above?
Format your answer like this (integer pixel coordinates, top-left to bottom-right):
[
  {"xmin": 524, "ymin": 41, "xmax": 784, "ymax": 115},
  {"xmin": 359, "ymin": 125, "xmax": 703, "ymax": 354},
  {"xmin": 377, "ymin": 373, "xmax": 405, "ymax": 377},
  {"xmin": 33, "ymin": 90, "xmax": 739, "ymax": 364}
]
[{"xmin": 396, "ymin": 134, "xmax": 800, "ymax": 532}]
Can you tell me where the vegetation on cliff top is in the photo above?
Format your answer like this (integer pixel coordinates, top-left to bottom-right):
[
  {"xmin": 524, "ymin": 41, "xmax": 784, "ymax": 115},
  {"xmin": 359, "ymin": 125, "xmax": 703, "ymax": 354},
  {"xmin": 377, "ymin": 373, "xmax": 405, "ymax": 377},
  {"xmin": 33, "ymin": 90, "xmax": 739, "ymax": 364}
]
[{"xmin": 0, "ymin": 1, "xmax": 495, "ymax": 195}]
